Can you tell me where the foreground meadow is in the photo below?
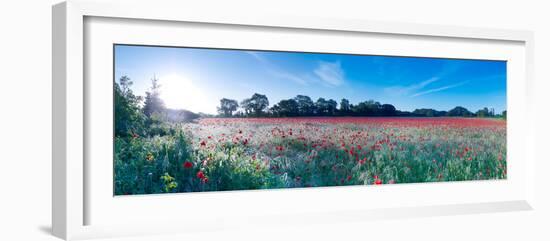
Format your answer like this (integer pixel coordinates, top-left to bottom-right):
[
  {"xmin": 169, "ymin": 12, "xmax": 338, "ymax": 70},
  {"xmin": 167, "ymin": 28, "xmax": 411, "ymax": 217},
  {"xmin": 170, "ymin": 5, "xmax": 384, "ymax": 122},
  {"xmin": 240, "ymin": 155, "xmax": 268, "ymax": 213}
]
[{"xmin": 114, "ymin": 117, "xmax": 506, "ymax": 195}]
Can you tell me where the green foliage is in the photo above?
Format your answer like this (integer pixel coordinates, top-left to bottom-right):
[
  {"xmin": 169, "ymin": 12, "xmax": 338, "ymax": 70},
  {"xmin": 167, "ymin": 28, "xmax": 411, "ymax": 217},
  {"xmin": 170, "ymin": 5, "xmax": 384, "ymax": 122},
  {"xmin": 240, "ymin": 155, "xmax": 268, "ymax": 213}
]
[
  {"xmin": 271, "ymin": 99, "xmax": 299, "ymax": 117},
  {"xmin": 160, "ymin": 173, "xmax": 178, "ymax": 192},
  {"xmin": 447, "ymin": 106, "xmax": 474, "ymax": 117},
  {"xmin": 339, "ymin": 98, "xmax": 350, "ymax": 114},
  {"xmin": 217, "ymin": 93, "xmax": 504, "ymax": 118},
  {"xmin": 217, "ymin": 98, "xmax": 239, "ymax": 117},
  {"xmin": 114, "ymin": 127, "xmax": 195, "ymax": 195},
  {"xmin": 295, "ymin": 95, "xmax": 315, "ymax": 115},
  {"xmin": 114, "ymin": 76, "xmax": 146, "ymax": 137},
  {"xmin": 475, "ymin": 107, "xmax": 496, "ymax": 118},
  {"xmin": 412, "ymin": 108, "xmax": 446, "ymax": 117},
  {"xmin": 240, "ymin": 93, "xmax": 269, "ymax": 117}
]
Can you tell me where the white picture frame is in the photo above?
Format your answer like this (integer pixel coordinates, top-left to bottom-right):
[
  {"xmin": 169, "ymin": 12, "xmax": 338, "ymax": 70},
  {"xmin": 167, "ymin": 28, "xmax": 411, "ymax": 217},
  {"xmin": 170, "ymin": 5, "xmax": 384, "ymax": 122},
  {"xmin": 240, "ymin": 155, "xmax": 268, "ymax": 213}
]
[{"xmin": 52, "ymin": 0, "xmax": 536, "ymax": 240}]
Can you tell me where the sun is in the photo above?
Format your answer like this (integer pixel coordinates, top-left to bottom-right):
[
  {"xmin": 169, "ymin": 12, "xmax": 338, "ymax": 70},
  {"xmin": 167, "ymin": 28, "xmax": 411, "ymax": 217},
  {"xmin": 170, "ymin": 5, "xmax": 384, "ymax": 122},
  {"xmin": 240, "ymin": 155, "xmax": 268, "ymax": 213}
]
[{"xmin": 157, "ymin": 74, "xmax": 216, "ymax": 114}]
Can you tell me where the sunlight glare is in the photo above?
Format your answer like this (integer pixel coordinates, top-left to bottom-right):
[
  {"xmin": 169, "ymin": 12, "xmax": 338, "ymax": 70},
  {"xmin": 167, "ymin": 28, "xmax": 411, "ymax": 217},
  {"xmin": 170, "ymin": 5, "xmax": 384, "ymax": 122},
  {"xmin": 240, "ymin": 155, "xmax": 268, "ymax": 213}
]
[{"xmin": 158, "ymin": 74, "xmax": 216, "ymax": 114}]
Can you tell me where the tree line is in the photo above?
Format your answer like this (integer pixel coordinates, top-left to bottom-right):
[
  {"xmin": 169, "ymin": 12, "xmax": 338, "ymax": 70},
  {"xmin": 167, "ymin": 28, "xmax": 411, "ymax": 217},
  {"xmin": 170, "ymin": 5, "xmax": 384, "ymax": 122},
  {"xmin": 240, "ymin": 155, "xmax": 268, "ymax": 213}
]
[
  {"xmin": 218, "ymin": 93, "xmax": 506, "ymax": 118},
  {"xmin": 115, "ymin": 74, "xmax": 506, "ymax": 139}
]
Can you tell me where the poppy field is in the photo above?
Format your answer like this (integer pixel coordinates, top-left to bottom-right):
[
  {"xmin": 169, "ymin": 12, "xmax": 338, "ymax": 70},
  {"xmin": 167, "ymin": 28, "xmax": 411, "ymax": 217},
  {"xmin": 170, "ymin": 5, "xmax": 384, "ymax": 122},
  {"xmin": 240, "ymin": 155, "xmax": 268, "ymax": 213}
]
[
  {"xmin": 113, "ymin": 44, "xmax": 507, "ymax": 195},
  {"xmin": 114, "ymin": 117, "xmax": 506, "ymax": 195}
]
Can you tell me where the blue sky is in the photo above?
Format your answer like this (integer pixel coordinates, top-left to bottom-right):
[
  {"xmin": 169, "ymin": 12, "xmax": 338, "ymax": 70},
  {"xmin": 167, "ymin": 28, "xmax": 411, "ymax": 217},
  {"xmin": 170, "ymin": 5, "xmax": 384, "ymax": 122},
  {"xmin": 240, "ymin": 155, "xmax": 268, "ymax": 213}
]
[{"xmin": 114, "ymin": 45, "xmax": 506, "ymax": 115}]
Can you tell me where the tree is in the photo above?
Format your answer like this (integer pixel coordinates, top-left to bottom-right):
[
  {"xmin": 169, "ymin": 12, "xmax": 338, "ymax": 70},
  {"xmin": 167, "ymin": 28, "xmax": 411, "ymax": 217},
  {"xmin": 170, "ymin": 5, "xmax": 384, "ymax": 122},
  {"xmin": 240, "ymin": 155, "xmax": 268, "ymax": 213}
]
[
  {"xmin": 447, "ymin": 106, "xmax": 473, "ymax": 117},
  {"xmin": 327, "ymin": 99, "xmax": 338, "ymax": 116},
  {"xmin": 273, "ymin": 99, "xmax": 299, "ymax": 117},
  {"xmin": 143, "ymin": 76, "xmax": 165, "ymax": 118},
  {"xmin": 381, "ymin": 104, "xmax": 397, "ymax": 116},
  {"xmin": 502, "ymin": 110, "xmax": 507, "ymax": 120},
  {"xmin": 212, "ymin": 93, "xmax": 494, "ymax": 119},
  {"xmin": 114, "ymin": 76, "xmax": 145, "ymax": 137},
  {"xmin": 368, "ymin": 100, "xmax": 382, "ymax": 115},
  {"xmin": 217, "ymin": 98, "xmax": 239, "ymax": 117},
  {"xmin": 240, "ymin": 98, "xmax": 253, "ymax": 116},
  {"xmin": 476, "ymin": 107, "xmax": 490, "ymax": 118},
  {"xmin": 353, "ymin": 100, "xmax": 381, "ymax": 116},
  {"xmin": 241, "ymin": 93, "xmax": 269, "ymax": 117},
  {"xmin": 269, "ymin": 105, "xmax": 282, "ymax": 117},
  {"xmin": 339, "ymin": 98, "xmax": 350, "ymax": 114},
  {"xmin": 294, "ymin": 95, "xmax": 315, "ymax": 116},
  {"xmin": 315, "ymin": 98, "xmax": 328, "ymax": 115},
  {"xmin": 119, "ymin": 75, "xmax": 133, "ymax": 94},
  {"xmin": 413, "ymin": 108, "xmax": 436, "ymax": 117}
]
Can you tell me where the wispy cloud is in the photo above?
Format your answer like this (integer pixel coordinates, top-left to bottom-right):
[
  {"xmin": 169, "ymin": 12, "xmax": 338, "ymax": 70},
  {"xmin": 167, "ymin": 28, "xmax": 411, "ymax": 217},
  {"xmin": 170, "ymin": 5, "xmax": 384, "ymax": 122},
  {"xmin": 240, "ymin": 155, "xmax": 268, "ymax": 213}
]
[
  {"xmin": 411, "ymin": 81, "xmax": 469, "ymax": 97},
  {"xmin": 268, "ymin": 70, "xmax": 308, "ymax": 86},
  {"xmin": 313, "ymin": 61, "xmax": 345, "ymax": 87},
  {"xmin": 246, "ymin": 52, "xmax": 347, "ymax": 87},
  {"xmin": 383, "ymin": 62, "xmax": 464, "ymax": 97},
  {"xmin": 384, "ymin": 77, "xmax": 439, "ymax": 96},
  {"xmin": 245, "ymin": 51, "xmax": 309, "ymax": 86},
  {"xmin": 246, "ymin": 51, "xmax": 268, "ymax": 64}
]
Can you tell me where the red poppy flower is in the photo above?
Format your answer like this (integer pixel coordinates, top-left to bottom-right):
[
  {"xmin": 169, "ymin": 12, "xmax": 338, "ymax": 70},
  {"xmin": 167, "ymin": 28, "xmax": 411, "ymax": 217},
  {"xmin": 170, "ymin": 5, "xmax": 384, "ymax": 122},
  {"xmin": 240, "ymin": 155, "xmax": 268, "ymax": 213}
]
[
  {"xmin": 183, "ymin": 161, "xmax": 193, "ymax": 169},
  {"xmin": 196, "ymin": 171, "xmax": 205, "ymax": 179},
  {"xmin": 374, "ymin": 176, "xmax": 382, "ymax": 185}
]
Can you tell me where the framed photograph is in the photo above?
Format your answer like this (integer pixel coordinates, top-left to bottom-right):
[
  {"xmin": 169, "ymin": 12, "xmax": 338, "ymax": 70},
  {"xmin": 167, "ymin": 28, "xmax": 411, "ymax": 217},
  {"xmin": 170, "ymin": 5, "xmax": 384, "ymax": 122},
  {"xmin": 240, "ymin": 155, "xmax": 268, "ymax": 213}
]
[{"xmin": 53, "ymin": 0, "xmax": 535, "ymax": 240}]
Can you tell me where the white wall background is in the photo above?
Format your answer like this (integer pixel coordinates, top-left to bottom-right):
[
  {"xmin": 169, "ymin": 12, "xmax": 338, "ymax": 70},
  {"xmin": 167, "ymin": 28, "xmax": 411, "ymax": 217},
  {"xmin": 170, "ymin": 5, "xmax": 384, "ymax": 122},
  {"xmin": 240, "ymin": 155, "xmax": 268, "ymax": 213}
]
[{"xmin": 1, "ymin": 0, "xmax": 548, "ymax": 240}]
